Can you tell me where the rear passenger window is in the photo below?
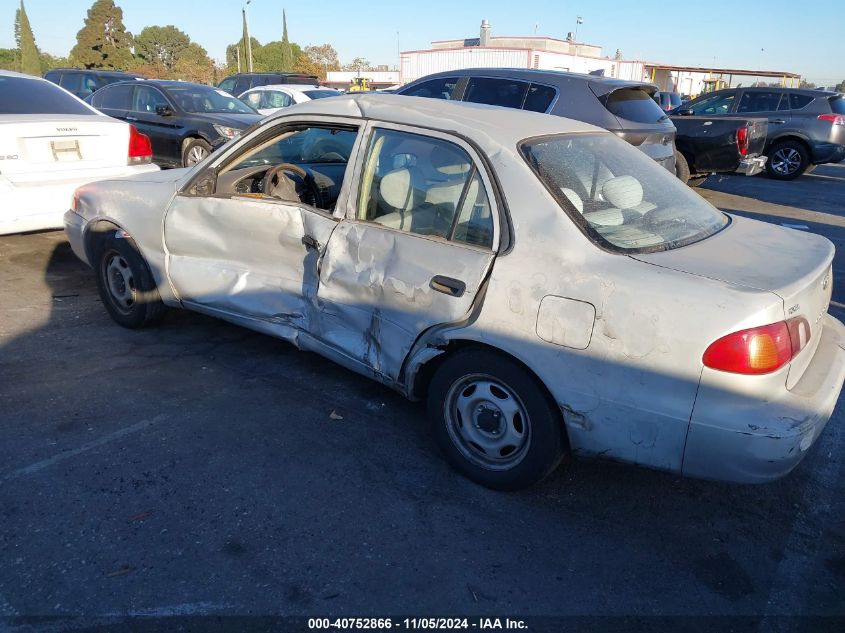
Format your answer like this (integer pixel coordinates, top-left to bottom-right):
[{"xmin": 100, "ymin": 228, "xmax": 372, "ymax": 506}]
[
  {"xmin": 98, "ymin": 84, "xmax": 133, "ymax": 109},
  {"xmin": 604, "ymin": 88, "xmax": 667, "ymax": 123},
  {"xmin": 402, "ymin": 77, "xmax": 459, "ymax": 100},
  {"xmin": 358, "ymin": 128, "xmax": 493, "ymax": 248},
  {"xmin": 464, "ymin": 78, "xmax": 529, "ymax": 109},
  {"xmin": 218, "ymin": 78, "xmax": 236, "ymax": 94},
  {"xmin": 523, "ymin": 83, "xmax": 556, "ymax": 113},
  {"xmin": 789, "ymin": 94, "xmax": 814, "ymax": 110},
  {"xmin": 737, "ymin": 91, "xmax": 783, "ymax": 112},
  {"xmin": 233, "ymin": 78, "xmax": 252, "ymax": 96}
]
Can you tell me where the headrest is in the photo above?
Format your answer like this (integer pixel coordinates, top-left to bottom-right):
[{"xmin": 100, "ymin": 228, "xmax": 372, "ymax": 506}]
[
  {"xmin": 380, "ymin": 168, "xmax": 414, "ymax": 210},
  {"xmin": 559, "ymin": 187, "xmax": 584, "ymax": 213},
  {"xmin": 602, "ymin": 175, "xmax": 643, "ymax": 209},
  {"xmin": 430, "ymin": 144, "xmax": 470, "ymax": 176}
]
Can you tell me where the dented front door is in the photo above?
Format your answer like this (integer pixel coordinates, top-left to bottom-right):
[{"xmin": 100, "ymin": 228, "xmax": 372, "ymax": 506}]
[{"xmin": 163, "ymin": 194, "xmax": 337, "ymax": 329}]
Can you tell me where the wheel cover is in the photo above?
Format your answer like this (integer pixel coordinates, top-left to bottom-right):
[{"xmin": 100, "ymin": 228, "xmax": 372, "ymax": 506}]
[
  {"xmin": 186, "ymin": 145, "xmax": 209, "ymax": 166},
  {"xmin": 771, "ymin": 147, "xmax": 802, "ymax": 175},
  {"xmin": 103, "ymin": 252, "xmax": 136, "ymax": 314},
  {"xmin": 444, "ymin": 374, "xmax": 531, "ymax": 471}
]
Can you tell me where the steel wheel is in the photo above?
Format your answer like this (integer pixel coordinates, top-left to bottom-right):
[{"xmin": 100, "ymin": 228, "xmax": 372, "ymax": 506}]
[
  {"xmin": 444, "ymin": 374, "xmax": 531, "ymax": 471},
  {"xmin": 770, "ymin": 147, "xmax": 803, "ymax": 176},
  {"xmin": 185, "ymin": 145, "xmax": 209, "ymax": 166},
  {"xmin": 102, "ymin": 251, "xmax": 136, "ymax": 315}
]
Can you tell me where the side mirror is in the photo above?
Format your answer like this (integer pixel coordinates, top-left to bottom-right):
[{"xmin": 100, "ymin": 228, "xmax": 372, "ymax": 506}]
[
  {"xmin": 675, "ymin": 108, "xmax": 694, "ymax": 116},
  {"xmin": 156, "ymin": 104, "xmax": 174, "ymax": 117}
]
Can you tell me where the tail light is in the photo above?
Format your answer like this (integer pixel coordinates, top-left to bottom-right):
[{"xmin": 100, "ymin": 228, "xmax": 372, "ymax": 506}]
[
  {"xmin": 736, "ymin": 126, "xmax": 749, "ymax": 157},
  {"xmin": 817, "ymin": 114, "xmax": 845, "ymax": 125},
  {"xmin": 128, "ymin": 125, "xmax": 152, "ymax": 165},
  {"xmin": 702, "ymin": 317, "xmax": 811, "ymax": 375}
]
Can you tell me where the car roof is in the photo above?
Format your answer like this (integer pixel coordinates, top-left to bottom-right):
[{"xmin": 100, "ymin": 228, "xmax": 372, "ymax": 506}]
[
  {"xmin": 1, "ymin": 69, "xmax": 45, "ymax": 80},
  {"xmin": 45, "ymin": 68, "xmax": 135, "ymax": 75},
  {"xmin": 408, "ymin": 67, "xmax": 658, "ymax": 94},
  {"xmin": 223, "ymin": 72, "xmax": 318, "ymax": 78},
  {"xmin": 266, "ymin": 93, "xmax": 604, "ymax": 152}
]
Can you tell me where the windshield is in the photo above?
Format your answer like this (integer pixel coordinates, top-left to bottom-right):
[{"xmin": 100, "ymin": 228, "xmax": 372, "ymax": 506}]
[
  {"xmin": 165, "ymin": 85, "xmax": 255, "ymax": 114},
  {"xmin": 521, "ymin": 133, "xmax": 728, "ymax": 253},
  {"xmin": 0, "ymin": 76, "xmax": 94, "ymax": 115},
  {"xmin": 303, "ymin": 89, "xmax": 342, "ymax": 100}
]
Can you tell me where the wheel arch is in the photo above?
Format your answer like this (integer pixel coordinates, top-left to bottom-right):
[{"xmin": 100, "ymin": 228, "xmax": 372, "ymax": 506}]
[{"xmin": 765, "ymin": 133, "xmax": 811, "ymax": 155}]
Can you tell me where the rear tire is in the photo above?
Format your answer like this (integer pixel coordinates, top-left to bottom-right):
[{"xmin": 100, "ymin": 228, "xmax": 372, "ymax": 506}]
[
  {"xmin": 674, "ymin": 150, "xmax": 691, "ymax": 184},
  {"xmin": 182, "ymin": 138, "xmax": 212, "ymax": 167},
  {"xmin": 95, "ymin": 232, "xmax": 165, "ymax": 329},
  {"xmin": 427, "ymin": 348, "xmax": 566, "ymax": 491},
  {"xmin": 765, "ymin": 140, "xmax": 809, "ymax": 180}
]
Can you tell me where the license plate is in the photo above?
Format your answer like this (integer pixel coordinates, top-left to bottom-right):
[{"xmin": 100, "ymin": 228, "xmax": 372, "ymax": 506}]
[{"xmin": 50, "ymin": 139, "xmax": 83, "ymax": 162}]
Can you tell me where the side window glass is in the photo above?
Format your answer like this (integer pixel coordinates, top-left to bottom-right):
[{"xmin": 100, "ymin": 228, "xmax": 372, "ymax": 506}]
[
  {"xmin": 81, "ymin": 73, "xmax": 99, "ymax": 98},
  {"xmin": 401, "ymin": 77, "xmax": 459, "ymax": 100},
  {"xmin": 264, "ymin": 91, "xmax": 292, "ymax": 109},
  {"xmin": 737, "ymin": 91, "xmax": 783, "ymax": 112},
  {"xmin": 59, "ymin": 73, "xmax": 82, "ymax": 94},
  {"xmin": 464, "ymin": 78, "xmax": 529, "ymax": 109},
  {"xmin": 217, "ymin": 126, "xmax": 358, "ymax": 211},
  {"xmin": 523, "ymin": 83, "xmax": 556, "ymax": 113},
  {"xmin": 218, "ymin": 78, "xmax": 236, "ymax": 94},
  {"xmin": 357, "ymin": 128, "xmax": 493, "ymax": 247},
  {"xmin": 789, "ymin": 94, "xmax": 814, "ymax": 110},
  {"xmin": 131, "ymin": 86, "xmax": 170, "ymax": 113},
  {"xmin": 234, "ymin": 78, "xmax": 251, "ymax": 96},
  {"xmin": 689, "ymin": 93, "xmax": 735, "ymax": 115},
  {"xmin": 99, "ymin": 84, "xmax": 131, "ymax": 109},
  {"xmin": 242, "ymin": 92, "xmax": 262, "ymax": 109}
]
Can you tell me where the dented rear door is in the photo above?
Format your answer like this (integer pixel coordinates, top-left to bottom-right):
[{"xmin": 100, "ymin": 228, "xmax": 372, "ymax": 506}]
[{"xmin": 314, "ymin": 122, "xmax": 499, "ymax": 382}]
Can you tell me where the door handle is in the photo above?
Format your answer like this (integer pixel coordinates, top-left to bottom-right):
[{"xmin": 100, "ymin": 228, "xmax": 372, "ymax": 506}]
[
  {"xmin": 430, "ymin": 275, "xmax": 466, "ymax": 297},
  {"xmin": 125, "ymin": 115, "xmax": 138, "ymax": 121},
  {"xmin": 770, "ymin": 119, "xmax": 786, "ymax": 124},
  {"xmin": 301, "ymin": 234, "xmax": 321, "ymax": 251}
]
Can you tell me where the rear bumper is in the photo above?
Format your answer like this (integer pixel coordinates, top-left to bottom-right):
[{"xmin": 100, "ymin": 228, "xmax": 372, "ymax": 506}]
[
  {"xmin": 735, "ymin": 155, "xmax": 767, "ymax": 176},
  {"xmin": 683, "ymin": 313, "xmax": 845, "ymax": 483},
  {"xmin": 0, "ymin": 164, "xmax": 159, "ymax": 236},
  {"xmin": 810, "ymin": 142, "xmax": 845, "ymax": 165}
]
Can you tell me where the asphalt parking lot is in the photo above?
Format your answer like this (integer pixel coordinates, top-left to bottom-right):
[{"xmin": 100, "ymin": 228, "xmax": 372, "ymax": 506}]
[{"xmin": 1, "ymin": 166, "xmax": 844, "ymax": 631}]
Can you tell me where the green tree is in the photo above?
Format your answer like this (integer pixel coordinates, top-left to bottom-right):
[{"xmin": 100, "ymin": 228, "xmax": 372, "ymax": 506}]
[
  {"xmin": 70, "ymin": 0, "xmax": 134, "ymax": 70},
  {"xmin": 135, "ymin": 25, "xmax": 190, "ymax": 71},
  {"xmin": 295, "ymin": 44, "xmax": 340, "ymax": 79},
  {"xmin": 15, "ymin": 1, "xmax": 41, "ymax": 75},
  {"xmin": 280, "ymin": 9, "xmax": 294, "ymax": 71},
  {"xmin": 0, "ymin": 49, "xmax": 17, "ymax": 71},
  {"xmin": 255, "ymin": 40, "xmax": 301, "ymax": 72},
  {"xmin": 171, "ymin": 42, "xmax": 214, "ymax": 84},
  {"xmin": 835, "ymin": 80, "xmax": 845, "ymax": 93},
  {"xmin": 798, "ymin": 79, "xmax": 816, "ymax": 89}
]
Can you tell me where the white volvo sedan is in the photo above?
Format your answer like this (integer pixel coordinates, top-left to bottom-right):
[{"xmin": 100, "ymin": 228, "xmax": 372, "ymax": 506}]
[
  {"xmin": 0, "ymin": 70, "xmax": 158, "ymax": 235},
  {"xmin": 64, "ymin": 95, "xmax": 845, "ymax": 490}
]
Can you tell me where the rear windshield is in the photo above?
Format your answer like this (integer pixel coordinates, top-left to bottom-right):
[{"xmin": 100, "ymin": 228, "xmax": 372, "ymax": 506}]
[
  {"xmin": 830, "ymin": 97, "xmax": 845, "ymax": 115},
  {"xmin": 0, "ymin": 76, "xmax": 94, "ymax": 115},
  {"xmin": 303, "ymin": 89, "xmax": 342, "ymax": 100},
  {"xmin": 520, "ymin": 133, "xmax": 728, "ymax": 253},
  {"xmin": 604, "ymin": 88, "xmax": 668, "ymax": 124}
]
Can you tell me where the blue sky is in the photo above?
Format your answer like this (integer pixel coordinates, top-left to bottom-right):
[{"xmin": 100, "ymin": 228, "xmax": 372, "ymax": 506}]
[{"xmin": 1, "ymin": 0, "xmax": 842, "ymax": 85}]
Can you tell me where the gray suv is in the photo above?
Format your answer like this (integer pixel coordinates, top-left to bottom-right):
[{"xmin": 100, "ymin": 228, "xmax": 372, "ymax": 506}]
[
  {"xmin": 397, "ymin": 68, "xmax": 676, "ymax": 173},
  {"xmin": 678, "ymin": 87, "xmax": 845, "ymax": 179}
]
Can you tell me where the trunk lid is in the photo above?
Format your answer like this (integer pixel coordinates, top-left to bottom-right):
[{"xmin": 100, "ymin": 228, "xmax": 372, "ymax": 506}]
[
  {"xmin": 0, "ymin": 114, "xmax": 129, "ymax": 182},
  {"xmin": 633, "ymin": 214, "xmax": 833, "ymax": 387}
]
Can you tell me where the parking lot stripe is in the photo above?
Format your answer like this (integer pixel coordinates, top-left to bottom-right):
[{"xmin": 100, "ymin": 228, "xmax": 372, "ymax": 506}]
[{"xmin": 0, "ymin": 414, "xmax": 168, "ymax": 485}]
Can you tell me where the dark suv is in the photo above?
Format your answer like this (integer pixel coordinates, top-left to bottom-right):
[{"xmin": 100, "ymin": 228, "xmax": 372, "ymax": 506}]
[
  {"xmin": 43, "ymin": 68, "xmax": 143, "ymax": 100},
  {"xmin": 678, "ymin": 87, "xmax": 845, "ymax": 179},
  {"xmin": 397, "ymin": 68, "xmax": 676, "ymax": 172},
  {"xmin": 217, "ymin": 73, "xmax": 320, "ymax": 96}
]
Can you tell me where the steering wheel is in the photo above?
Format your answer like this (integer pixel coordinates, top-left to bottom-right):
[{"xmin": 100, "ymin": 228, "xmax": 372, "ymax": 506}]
[{"xmin": 263, "ymin": 162, "xmax": 323, "ymax": 208}]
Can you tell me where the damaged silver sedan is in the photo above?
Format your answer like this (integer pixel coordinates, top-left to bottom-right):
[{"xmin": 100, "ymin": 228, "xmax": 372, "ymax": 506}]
[{"xmin": 65, "ymin": 95, "xmax": 845, "ymax": 490}]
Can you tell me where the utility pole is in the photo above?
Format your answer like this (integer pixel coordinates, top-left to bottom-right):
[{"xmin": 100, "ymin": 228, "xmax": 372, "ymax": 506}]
[{"xmin": 244, "ymin": 1, "xmax": 254, "ymax": 73}]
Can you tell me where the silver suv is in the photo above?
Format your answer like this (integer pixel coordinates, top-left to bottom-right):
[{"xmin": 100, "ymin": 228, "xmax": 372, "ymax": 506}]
[{"xmin": 678, "ymin": 87, "xmax": 845, "ymax": 180}]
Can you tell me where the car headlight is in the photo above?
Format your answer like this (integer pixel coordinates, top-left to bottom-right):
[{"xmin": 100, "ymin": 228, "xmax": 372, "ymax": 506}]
[{"xmin": 213, "ymin": 125, "xmax": 240, "ymax": 139}]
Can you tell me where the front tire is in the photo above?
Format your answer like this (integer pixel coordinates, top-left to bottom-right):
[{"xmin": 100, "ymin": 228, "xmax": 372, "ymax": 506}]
[
  {"xmin": 182, "ymin": 138, "xmax": 212, "ymax": 167},
  {"xmin": 766, "ymin": 140, "xmax": 809, "ymax": 180},
  {"xmin": 674, "ymin": 150, "xmax": 691, "ymax": 184},
  {"xmin": 95, "ymin": 233, "xmax": 165, "ymax": 329},
  {"xmin": 427, "ymin": 348, "xmax": 566, "ymax": 491}
]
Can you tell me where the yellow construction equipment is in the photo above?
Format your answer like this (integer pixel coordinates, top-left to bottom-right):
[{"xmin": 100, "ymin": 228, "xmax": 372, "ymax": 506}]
[
  {"xmin": 702, "ymin": 77, "xmax": 728, "ymax": 93},
  {"xmin": 349, "ymin": 77, "xmax": 371, "ymax": 92}
]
